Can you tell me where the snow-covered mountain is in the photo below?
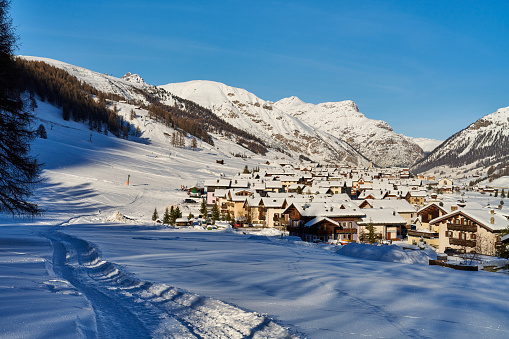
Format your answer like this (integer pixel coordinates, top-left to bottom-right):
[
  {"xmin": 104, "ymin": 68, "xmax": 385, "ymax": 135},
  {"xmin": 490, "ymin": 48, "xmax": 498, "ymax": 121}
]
[
  {"xmin": 20, "ymin": 56, "xmax": 153, "ymax": 101},
  {"xmin": 412, "ymin": 106, "xmax": 509, "ymax": 174},
  {"xmin": 159, "ymin": 81, "xmax": 370, "ymax": 166},
  {"xmin": 404, "ymin": 137, "xmax": 443, "ymax": 154},
  {"xmin": 275, "ymin": 96, "xmax": 425, "ymax": 167}
]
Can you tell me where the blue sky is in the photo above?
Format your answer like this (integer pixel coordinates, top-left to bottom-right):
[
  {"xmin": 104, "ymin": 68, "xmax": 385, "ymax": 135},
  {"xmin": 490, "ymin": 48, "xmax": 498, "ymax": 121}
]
[{"xmin": 11, "ymin": 0, "xmax": 509, "ymax": 140}]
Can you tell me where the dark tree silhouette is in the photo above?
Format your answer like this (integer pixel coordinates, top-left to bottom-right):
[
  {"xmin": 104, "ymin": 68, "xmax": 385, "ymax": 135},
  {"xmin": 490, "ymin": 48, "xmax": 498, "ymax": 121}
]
[{"xmin": 0, "ymin": 0, "xmax": 42, "ymax": 216}]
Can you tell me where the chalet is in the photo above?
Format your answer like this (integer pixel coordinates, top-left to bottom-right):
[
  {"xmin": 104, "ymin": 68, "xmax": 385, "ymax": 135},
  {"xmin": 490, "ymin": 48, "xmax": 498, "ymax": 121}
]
[
  {"xmin": 431, "ymin": 208, "xmax": 508, "ymax": 255},
  {"xmin": 283, "ymin": 202, "xmax": 364, "ymax": 243},
  {"xmin": 261, "ymin": 197, "xmax": 288, "ymax": 228},
  {"xmin": 357, "ymin": 209, "xmax": 407, "ymax": 241},
  {"xmin": 405, "ymin": 191, "xmax": 427, "ymax": 206},
  {"xmin": 175, "ymin": 218, "xmax": 191, "ymax": 227},
  {"xmin": 204, "ymin": 178, "xmax": 231, "ymax": 205}
]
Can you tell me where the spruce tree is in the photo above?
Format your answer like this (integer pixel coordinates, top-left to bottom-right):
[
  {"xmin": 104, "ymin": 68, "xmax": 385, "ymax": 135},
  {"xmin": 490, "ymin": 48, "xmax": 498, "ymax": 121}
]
[
  {"xmin": 163, "ymin": 207, "xmax": 171, "ymax": 224},
  {"xmin": 151, "ymin": 207, "xmax": 158, "ymax": 221},
  {"xmin": 200, "ymin": 199, "xmax": 208, "ymax": 217},
  {"xmin": 36, "ymin": 124, "xmax": 47, "ymax": 139},
  {"xmin": 0, "ymin": 0, "xmax": 42, "ymax": 216},
  {"xmin": 169, "ymin": 206, "xmax": 175, "ymax": 225},
  {"xmin": 211, "ymin": 204, "xmax": 220, "ymax": 223},
  {"xmin": 367, "ymin": 220, "xmax": 377, "ymax": 244},
  {"xmin": 243, "ymin": 165, "xmax": 250, "ymax": 174}
]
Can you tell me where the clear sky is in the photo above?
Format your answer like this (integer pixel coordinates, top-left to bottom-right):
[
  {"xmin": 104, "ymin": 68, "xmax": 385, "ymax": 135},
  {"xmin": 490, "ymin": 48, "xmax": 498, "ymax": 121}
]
[{"xmin": 10, "ymin": 0, "xmax": 509, "ymax": 140}]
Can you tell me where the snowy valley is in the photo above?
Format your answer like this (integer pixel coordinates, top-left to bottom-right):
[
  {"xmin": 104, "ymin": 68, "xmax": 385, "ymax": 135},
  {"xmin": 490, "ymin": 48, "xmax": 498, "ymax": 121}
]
[{"xmin": 1, "ymin": 56, "xmax": 509, "ymax": 338}]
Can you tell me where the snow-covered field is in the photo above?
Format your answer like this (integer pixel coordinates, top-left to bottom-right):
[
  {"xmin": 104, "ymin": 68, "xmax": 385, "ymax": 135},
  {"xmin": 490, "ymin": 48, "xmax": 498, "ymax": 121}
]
[{"xmin": 1, "ymin": 101, "xmax": 509, "ymax": 338}]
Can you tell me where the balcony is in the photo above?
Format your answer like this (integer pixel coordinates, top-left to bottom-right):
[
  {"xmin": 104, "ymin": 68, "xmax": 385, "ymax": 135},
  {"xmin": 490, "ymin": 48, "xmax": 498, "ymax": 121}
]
[
  {"xmin": 408, "ymin": 230, "xmax": 438, "ymax": 239},
  {"xmin": 447, "ymin": 224, "xmax": 476, "ymax": 232},
  {"xmin": 449, "ymin": 238, "xmax": 476, "ymax": 247},
  {"xmin": 335, "ymin": 228, "xmax": 357, "ymax": 234}
]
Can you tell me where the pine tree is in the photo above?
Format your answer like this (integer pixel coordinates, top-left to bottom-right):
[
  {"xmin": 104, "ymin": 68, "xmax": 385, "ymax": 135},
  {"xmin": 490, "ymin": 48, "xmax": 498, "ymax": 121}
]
[
  {"xmin": 211, "ymin": 204, "xmax": 220, "ymax": 223},
  {"xmin": 200, "ymin": 199, "xmax": 208, "ymax": 217},
  {"xmin": 169, "ymin": 205, "xmax": 175, "ymax": 225},
  {"xmin": 502, "ymin": 190, "xmax": 506, "ymax": 199},
  {"xmin": 36, "ymin": 124, "xmax": 47, "ymax": 139},
  {"xmin": 163, "ymin": 207, "xmax": 171, "ymax": 224},
  {"xmin": 191, "ymin": 137, "xmax": 197, "ymax": 150},
  {"xmin": 0, "ymin": 0, "xmax": 42, "ymax": 216},
  {"xmin": 367, "ymin": 220, "xmax": 377, "ymax": 244},
  {"xmin": 151, "ymin": 207, "xmax": 158, "ymax": 221},
  {"xmin": 243, "ymin": 165, "xmax": 250, "ymax": 174}
]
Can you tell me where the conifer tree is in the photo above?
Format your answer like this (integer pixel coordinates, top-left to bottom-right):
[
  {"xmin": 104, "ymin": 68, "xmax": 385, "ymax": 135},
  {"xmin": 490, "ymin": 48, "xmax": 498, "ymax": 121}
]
[
  {"xmin": 243, "ymin": 165, "xmax": 250, "ymax": 174},
  {"xmin": 163, "ymin": 207, "xmax": 171, "ymax": 224},
  {"xmin": 36, "ymin": 124, "xmax": 47, "ymax": 139},
  {"xmin": 200, "ymin": 199, "xmax": 208, "ymax": 217},
  {"xmin": 151, "ymin": 207, "xmax": 158, "ymax": 221},
  {"xmin": 0, "ymin": 0, "xmax": 42, "ymax": 216},
  {"xmin": 367, "ymin": 220, "xmax": 377, "ymax": 244},
  {"xmin": 211, "ymin": 204, "xmax": 220, "ymax": 223}
]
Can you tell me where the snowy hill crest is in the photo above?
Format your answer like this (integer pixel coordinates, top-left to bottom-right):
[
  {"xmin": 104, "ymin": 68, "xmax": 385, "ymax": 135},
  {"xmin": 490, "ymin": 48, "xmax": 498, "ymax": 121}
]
[
  {"xmin": 412, "ymin": 106, "xmax": 509, "ymax": 174},
  {"xmin": 159, "ymin": 80, "xmax": 369, "ymax": 165},
  {"xmin": 275, "ymin": 97, "xmax": 424, "ymax": 167}
]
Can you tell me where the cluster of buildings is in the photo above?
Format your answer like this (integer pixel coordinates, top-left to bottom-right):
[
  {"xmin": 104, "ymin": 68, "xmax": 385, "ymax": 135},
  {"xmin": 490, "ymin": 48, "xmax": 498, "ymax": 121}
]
[{"xmin": 203, "ymin": 163, "xmax": 509, "ymax": 256}]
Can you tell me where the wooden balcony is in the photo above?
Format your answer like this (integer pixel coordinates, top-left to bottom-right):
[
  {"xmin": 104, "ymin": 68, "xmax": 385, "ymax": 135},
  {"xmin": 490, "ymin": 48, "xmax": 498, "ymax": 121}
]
[
  {"xmin": 447, "ymin": 224, "xmax": 476, "ymax": 232},
  {"xmin": 449, "ymin": 238, "xmax": 476, "ymax": 247},
  {"xmin": 335, "ymin": 228, "xmax": 357, "ymax": 234},
  {"xmin": 408, "ymin": 230, "xmax": 438, "ymax": 239}
]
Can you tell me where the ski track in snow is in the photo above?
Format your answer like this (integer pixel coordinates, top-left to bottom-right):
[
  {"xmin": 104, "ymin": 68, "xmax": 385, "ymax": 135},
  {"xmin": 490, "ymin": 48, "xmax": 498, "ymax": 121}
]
[{"xmin": 44, "ymin": 230, "xmax": 298, "ymax": 339}]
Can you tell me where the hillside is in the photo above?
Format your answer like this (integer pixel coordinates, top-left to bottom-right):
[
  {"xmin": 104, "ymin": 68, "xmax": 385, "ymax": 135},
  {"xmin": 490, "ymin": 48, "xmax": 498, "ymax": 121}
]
[
  {"xmin": 412, "ymin": 106, "xmax": 509, "ymax": 175},
  {"xmin": 160, "ymin": 80, "xmax": 370, "ymax": 166},
  {"xmin": 275, "ymin": 96, "xmax": 425, "ymax": 167}
]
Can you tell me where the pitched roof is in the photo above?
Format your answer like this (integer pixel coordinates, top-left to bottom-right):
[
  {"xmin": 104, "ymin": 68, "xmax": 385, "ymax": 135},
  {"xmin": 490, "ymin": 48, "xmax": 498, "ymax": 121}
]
[{"xmin": 358, "ymin": 208, "xmax": 407, "ymax": 225}]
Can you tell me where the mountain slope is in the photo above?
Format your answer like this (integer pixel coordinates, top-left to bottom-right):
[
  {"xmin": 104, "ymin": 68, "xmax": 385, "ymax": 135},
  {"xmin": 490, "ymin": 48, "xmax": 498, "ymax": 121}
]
[
  {"xmin": 404, "ymin": 137, "xmax": 442, "ymax": 154},
  {"xmin": 411, "ymin": 106, "xmax": 509, "ymax": 174},
  {"xmin": 159, "ymin": 81, "xmax": 370, "ymax": 166},
  {"xmin": 275, "ymin": 96, "xmax": 424, "ymax": 167}
]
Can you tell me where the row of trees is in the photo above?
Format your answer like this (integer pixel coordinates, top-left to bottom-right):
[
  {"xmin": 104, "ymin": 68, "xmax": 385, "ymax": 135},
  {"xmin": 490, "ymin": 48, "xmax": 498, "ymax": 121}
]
[
  {"xmin": 152, "ymin": 206, "xmax": 182, "ymax": 226},
  {"xmin": 15, "ymin": 58, "xmax": 131, "ymax": 138}
]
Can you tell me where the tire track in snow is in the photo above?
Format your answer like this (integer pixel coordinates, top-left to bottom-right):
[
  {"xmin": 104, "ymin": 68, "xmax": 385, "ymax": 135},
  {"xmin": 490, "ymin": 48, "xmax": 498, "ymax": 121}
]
[{"xmin": 46, "ymin": 231, "xmax": 298, "ymax": 338}]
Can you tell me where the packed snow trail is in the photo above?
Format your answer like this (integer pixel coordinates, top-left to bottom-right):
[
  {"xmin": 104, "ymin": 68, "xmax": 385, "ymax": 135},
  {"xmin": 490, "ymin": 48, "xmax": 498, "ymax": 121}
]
[{"xmin": 45, "ymin": 230, "xmax": 298, "ymax": 338}]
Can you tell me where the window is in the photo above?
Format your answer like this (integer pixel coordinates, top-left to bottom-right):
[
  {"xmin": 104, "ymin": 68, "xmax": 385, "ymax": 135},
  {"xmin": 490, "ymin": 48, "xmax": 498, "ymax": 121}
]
[
  {"xmin": 470, "ymin": 234, "xmax": 476, "ymax": 240},
  {"xmin": 446, "ymin": 231, "xmax": 452, "ymax": 237},
  {"xmin": 460, "ymin": 232, "xmax": 466, "ymax": 240}
]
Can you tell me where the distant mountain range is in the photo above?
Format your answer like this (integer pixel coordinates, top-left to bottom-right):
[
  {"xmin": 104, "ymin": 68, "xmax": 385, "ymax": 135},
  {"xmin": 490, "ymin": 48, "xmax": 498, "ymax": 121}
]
[{"xmin": 18, "ymin": 56, "xmax": 509, "ymax": 175}]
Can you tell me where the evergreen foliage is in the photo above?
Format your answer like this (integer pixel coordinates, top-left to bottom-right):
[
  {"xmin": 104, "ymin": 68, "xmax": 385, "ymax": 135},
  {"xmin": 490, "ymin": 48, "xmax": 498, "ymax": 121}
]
[
  {"xmin": 163, "ymin": 207, "xmax": 171, "ymax": 224},
  {"xmin": 151, "ymin": 207, "xmax": 158, "ymax": 221},
  {"xmin": 0, "ymin": 0, "xmax": 42, "ymax": 216},
  {"xmin": 243, "ymin": 165, "xmax": 250, "ymax": 174},
  {"xmin": 200, "ymin": 199, "xmax": 208, "ymax": 217},
  {"xmin": 36, "ymin": 124, "xmax": 47, "ymax": 139},
  {"xmin": 367, "ymin": 220, "xmax": 377, "ymax": 244},
  {"xmin": 211, "ymin": 204, "xmax": 220, "ymax": 223}
]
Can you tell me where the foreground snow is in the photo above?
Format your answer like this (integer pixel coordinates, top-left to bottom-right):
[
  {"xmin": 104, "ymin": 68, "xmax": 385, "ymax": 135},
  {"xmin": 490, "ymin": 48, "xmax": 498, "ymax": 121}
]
[{"xmin": 1, "ymin": 99, "xmax": 509, "ymax": 338}]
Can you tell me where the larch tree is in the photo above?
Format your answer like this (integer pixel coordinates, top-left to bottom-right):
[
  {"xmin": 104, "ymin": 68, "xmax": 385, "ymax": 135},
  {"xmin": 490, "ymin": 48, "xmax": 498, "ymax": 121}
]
[{"xmin": 0, "ymin": 0, "xmax": 42, "ymax": 217}]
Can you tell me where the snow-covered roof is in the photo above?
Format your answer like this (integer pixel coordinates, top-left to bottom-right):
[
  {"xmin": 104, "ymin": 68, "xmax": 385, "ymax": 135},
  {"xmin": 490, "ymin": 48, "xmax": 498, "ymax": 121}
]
[
  {"xmin": 304, "ymin": 217, "xmax": 339, "ymax": 227},
  {"xmin": 358, "ymin": 209, "xmax": 407, "ymax": 225},
  {"xmin": 430, "ymin": 208, "xmax": 509, "ymax": 231}
]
